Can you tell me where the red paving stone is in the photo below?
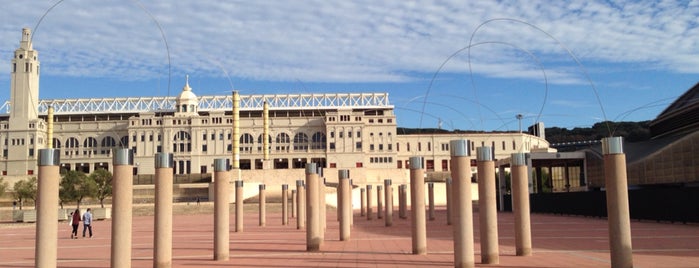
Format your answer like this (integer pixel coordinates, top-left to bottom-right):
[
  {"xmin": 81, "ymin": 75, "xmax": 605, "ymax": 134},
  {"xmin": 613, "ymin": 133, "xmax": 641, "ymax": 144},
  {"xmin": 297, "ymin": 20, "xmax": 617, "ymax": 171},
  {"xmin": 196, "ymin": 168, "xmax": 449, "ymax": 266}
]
[{"xmin": 1, "ymin": 205, "xmax": 699, "ymax": 267}]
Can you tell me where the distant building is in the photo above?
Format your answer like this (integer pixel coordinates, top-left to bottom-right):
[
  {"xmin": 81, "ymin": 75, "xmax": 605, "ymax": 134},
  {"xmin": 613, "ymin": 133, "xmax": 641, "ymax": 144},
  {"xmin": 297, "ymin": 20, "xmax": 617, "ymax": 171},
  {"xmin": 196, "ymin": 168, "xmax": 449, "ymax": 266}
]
[{"xmin": 1, "ymin": 28, "xmax": 549, "ymax": 187}]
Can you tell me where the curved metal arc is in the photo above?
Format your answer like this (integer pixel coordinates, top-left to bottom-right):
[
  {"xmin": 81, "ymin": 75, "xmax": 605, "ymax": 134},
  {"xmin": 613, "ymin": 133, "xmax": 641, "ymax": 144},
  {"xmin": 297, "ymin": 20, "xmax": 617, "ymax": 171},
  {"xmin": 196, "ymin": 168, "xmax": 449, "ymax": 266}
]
[
  {"xmin": 468, "ymin": 18, "xmax": 611, "ymax": 136},
  {"xmin": 31, "ymin": 0, "xmax": 173, "ymax": 149},
  {"xmin": 421, "ymin": 40, "xmax": 549, "ymax": 135}
]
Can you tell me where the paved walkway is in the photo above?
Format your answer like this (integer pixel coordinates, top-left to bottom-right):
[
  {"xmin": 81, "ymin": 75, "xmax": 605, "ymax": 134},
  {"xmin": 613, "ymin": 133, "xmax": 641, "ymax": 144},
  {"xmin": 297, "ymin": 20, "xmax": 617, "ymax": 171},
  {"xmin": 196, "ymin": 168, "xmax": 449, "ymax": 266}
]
[{"xmin": 1, "ymin": 206, "xmax": 698, "ymax": 267}]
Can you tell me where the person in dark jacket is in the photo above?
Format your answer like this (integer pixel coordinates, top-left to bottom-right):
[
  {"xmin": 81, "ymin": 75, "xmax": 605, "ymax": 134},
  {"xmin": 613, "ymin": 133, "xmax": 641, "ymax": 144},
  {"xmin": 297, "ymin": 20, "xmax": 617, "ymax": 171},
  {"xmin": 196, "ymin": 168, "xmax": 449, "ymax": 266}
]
[{"xmin": 70, "ymin": 209, "xmax": 80, "ymax": 239}]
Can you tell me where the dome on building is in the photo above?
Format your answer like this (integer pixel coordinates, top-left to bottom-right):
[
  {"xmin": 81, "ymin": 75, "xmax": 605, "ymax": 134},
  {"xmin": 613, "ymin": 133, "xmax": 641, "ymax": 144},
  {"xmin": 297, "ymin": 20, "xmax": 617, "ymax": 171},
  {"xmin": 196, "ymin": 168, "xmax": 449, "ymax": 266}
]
[{"xmin": 176, "ymin": 75, "xmax": 198, "ymax": 114}]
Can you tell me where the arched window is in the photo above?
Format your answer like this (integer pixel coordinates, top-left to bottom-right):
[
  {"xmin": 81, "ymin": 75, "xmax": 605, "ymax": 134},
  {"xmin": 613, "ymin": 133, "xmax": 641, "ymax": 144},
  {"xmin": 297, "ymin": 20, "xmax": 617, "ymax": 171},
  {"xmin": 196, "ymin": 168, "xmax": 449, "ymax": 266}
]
[
  {"xmin": 276, "ymin": 133, "xmax": 290, "ymax": 152},
  {"xmin": 83, "ymin": 137, "xmax": 98, "ymax": 148},
  {"xmin": 65, "ymin": 137, "xmax": 79, "ymax": 148},
  {"xmin": 240, "ymin": 133, "xmax": 254, "ymax": 144},
  {"xmin": 101, "ymin": 136, "xmax": 117, "ymax": 147},
  {"xmin": 173, "ymin": 131, "xmax": 191, "ymax": 153},
  {"xmin": 276, "ymin": 133, "xmax": 290, "ymax": 143},
  {"xmin": 52, "ymin": 138, "xmax": 61, "ymax": 148},
  {"xmin": 293, "ymin": 133, "xmax": 309, "ymax": 151},
  {"xmin": 311, "ymin": 132, "xmax": 326, "ymax": 150},
  {"xmin": 240, "ymin": 133, "xmax": 254, "ymax": 153},
  {"xmin": 257, "ymin": 134, "xmax": 272, "ymax": 152}
]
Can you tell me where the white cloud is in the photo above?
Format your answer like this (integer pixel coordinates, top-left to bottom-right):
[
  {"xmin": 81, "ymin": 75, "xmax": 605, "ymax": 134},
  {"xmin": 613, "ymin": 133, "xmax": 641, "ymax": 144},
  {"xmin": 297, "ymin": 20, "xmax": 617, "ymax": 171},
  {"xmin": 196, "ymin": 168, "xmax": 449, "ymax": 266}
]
[{"xmin": 0, "ymin": 0, "xmax": 697, "ymax": 88}]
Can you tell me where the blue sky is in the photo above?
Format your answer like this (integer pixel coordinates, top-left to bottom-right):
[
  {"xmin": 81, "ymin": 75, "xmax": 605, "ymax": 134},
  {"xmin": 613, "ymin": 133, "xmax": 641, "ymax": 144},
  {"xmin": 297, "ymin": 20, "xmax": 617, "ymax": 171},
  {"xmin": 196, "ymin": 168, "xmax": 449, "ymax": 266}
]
[{"xmin": 1, "ymin": 1, "xmax": 698, "ymax": 132}]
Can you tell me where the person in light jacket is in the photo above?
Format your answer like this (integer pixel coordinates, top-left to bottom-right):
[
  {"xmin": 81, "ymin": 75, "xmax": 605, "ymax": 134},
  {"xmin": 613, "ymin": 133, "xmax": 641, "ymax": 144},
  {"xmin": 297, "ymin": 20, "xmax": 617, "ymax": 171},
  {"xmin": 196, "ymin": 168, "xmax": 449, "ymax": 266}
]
[{"xmin": 82, "ymin": 208, "xmax": 93, "ymax": 238}]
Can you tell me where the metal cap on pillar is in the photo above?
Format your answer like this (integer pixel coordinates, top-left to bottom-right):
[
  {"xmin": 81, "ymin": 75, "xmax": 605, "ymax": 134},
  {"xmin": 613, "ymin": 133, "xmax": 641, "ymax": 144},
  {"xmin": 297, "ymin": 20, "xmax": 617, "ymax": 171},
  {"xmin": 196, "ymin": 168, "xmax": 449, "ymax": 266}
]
[
  {"xmin": 113, "ymin": 148, "xmax": 134, "ymax": 165},
  {"xmin": 476, "ymin": 146, "xmax": 493, "ymax": 161},
  {"xmin": 602, "ymin": 137, "xmax": 624, "ymax": 155},
  {"xmin": 38, "ymin": 148, "xmax": 60, "ymax": 166},
  {"xmin": 259, "ymin": 184, "xmax": 266, "ymax": 190},
  {"xmin": 235, "ymin": 180, "xmax": 244, "ymax": 187},
  {"xmin": 306, "ymin": 163, "xmax": 318, "ymax": 174},
  {"xmin": 282, "ymin": 184, "xmax": 288, "ymax": 190},
  {"xmin": 154, "ymin": 153, "xmax": 174, "ymax": 169},
  {"xmin": 385, "ymin": 179, "xmax": 392, "ymax": 185},
  {"xmin": 450, "ymin": 139, "xmax": 470, "ymax": 157},
  {"xmin": 409, "ymin": 156, "xmax": 424, "ymax": 169},
  {"xmin": 511, "ymin": 153, "xmax": 526, "ymax": 166},
  {"xmin": 296, "ymin": 180, "xmax": 304, "ymax": 187},
  {"xmin": 214, "ymin": 159, "xmax": 227, "ymax": 172},
  {"xmin": 338, "ymin": 170, "xmax": 350, "ymax": 180}
]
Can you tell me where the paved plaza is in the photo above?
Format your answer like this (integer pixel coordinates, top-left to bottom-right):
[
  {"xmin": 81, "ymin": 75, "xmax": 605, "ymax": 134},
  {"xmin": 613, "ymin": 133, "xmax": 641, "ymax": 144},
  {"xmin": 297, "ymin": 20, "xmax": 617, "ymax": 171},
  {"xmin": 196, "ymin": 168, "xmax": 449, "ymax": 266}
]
[{"xmin": 1, "ymin": 204, "xmax": 698, "ymax": 267}]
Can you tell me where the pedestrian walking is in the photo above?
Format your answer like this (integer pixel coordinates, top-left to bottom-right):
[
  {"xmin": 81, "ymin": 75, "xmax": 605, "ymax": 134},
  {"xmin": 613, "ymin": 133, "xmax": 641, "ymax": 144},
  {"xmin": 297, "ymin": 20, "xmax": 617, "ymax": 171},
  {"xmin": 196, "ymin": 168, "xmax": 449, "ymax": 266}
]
[
  {"xmin": 70, "ymin": 209, "xmax": 80, "ymax": 239},
  {"xmin": 82, "ymin": 208, "xmax": 93, "ymax": 238}
]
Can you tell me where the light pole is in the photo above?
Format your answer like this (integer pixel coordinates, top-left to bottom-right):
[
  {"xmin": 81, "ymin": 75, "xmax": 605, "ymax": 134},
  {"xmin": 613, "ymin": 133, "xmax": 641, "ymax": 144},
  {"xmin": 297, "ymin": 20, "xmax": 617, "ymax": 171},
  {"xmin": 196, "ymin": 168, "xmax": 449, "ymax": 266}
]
[{"xmin": 516, "ymin": 114, "xmax": 523, "ymax": 133}]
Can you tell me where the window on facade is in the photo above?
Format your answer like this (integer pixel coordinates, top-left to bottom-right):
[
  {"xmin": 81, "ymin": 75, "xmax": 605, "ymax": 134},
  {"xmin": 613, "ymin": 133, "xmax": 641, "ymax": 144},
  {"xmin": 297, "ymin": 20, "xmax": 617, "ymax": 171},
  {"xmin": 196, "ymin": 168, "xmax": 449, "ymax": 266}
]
[
  {"xmin": 357, "ymin": 131, "xmax": 361, "ymax": 138},
  {"xmin": 293, "ymin": 133, "xmax": 309, "ymax": 151},
  {"xmin": 202, "ymin": 144, "xmax": 208, "ymax": 152},
  {"xmin": 356, "ymin": 142, "xmax": 362, "ymax": 150},
  {"xmin": 311, "ymin": 132, "xmax": 326, "ymax": 150},
  {"xmin": 370, "ymin": 144, "xmax": 374, "ymax": 151}
]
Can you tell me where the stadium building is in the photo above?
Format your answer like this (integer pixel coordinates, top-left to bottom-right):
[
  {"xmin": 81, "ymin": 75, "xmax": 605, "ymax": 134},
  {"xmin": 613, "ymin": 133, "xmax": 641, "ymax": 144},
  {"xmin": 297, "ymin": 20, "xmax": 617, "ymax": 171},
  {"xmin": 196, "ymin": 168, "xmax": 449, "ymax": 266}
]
[{"xmin": 1, "ymin": 28, "xmax": 551, "ymax": 188}]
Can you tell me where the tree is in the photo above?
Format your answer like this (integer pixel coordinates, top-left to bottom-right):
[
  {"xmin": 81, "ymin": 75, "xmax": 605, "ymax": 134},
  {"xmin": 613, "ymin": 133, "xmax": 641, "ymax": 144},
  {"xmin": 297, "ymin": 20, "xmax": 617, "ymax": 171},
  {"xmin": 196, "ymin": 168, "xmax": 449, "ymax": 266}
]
[
  {"xmin": 0, "ymin": 177, "xmax": 7, "ymax": 198},
  {"xmin": 90, "ymin": 168, "xmax": 113, "ymax": 208},
  {"xmin": 60, "ymin": 170, "xmax": 97, "ymax": 209},
  {"xmin": 12, "ymin": 177, "xmax": 37, "ymax": 210}
]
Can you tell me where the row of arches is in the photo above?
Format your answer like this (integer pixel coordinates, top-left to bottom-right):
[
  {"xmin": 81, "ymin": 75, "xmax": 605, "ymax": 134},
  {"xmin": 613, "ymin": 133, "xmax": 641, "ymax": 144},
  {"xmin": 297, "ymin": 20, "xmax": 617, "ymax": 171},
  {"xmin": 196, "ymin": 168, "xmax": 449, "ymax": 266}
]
[
  {"xmin": 53, "ymin": 131, "xmax": 328, "ymax": 151},
  {"xmin": 53, "ymin": 136, "xmax": 129, "ymax": 149}
]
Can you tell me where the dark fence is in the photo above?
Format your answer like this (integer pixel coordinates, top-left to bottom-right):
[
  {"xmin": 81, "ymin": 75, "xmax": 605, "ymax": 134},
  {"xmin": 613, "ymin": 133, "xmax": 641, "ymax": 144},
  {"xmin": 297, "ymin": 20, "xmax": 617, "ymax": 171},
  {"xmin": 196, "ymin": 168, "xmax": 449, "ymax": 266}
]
[{"xmin": 502, "ymin": 187, "xmax": 699, "ymax": 223}]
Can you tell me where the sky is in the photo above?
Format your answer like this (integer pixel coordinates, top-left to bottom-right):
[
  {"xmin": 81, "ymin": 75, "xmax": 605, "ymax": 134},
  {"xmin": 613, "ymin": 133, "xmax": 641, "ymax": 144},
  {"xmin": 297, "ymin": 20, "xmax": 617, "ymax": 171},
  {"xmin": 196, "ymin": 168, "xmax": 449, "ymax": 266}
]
[{"xmin": 1, "ymin": 0, "xmax": 698, "ymax": 133}]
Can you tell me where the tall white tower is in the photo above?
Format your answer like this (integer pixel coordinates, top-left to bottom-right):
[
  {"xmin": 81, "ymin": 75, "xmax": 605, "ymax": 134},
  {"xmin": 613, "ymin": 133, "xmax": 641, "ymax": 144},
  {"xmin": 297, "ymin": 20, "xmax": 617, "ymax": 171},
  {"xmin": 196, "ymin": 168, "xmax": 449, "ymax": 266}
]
[
  {"xmin": 5, "ymin": 28, "xmax": 46, "ymax": 176},
  {"xmin": 10, "ymin": 28, "xmax": 40, "ymax": 125}
]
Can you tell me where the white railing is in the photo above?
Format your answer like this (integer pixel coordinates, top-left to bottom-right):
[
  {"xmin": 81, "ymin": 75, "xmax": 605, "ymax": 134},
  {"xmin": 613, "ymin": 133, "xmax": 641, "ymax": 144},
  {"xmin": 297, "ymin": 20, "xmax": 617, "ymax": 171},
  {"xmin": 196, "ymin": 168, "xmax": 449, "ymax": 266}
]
[{"xmin": 0, "ymin": 92, "xmax": 392, "ymax": 115}]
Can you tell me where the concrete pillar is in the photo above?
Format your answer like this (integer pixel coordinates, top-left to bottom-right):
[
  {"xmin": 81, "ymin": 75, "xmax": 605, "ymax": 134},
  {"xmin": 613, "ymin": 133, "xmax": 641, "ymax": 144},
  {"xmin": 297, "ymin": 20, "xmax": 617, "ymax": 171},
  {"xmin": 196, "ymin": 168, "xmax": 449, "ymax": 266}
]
[
  {"xmin": 296, "ymin": 180, "xmax": 306, "ymax": 229},
  {"xmin": 35, "ymin": 149, "xmax": 60, "ymax": 268},
  {"xmin": 232, "ymin": 90, "xmax": 240, "ymax": 169},
  {"xmin": 305, "ymin": 163, "xmax": 321, "ymax": 251},
  {"xmin": 262, "ymin": 101, "xmax": 270, "ymax": 161},
  {"xmin": 235, "ymin": 180, "xmax": 244, "ymax": 232},
  {"xmin": 291, "ymin": 189, "xmax": 297, "ymax": 218},
  {"xmin": 377, "ymin": 185, "xmax": 383, "ymax": 219},
  {"xmin": 384, "ymin": 179, "xmax": 393, "ymax": 227},
  {"xmin": 111, "ymin": 148, "xmax": 134, "ymax": 268},
  {"xmin": 282, "ymin": 184, "xmax": 289, "ymax": 225},
  {"xmin": 259, "ymin": 184, "xmax": 266, "ymax": 227},
  {"xmin": 399, "ymin": 184, "xmax": 407, "ymax": 219},
  {"xmin": 428, "ymin": 182, "xmax": 435, "ymax": 221},
  {"xmin": 477, "ymin": 147, "xmax": 499, "ymax": 264},
  {"xmin": 450, "ymin": 140, "xmax": 474, "ymax": 268},
  {"xmin": 336, "ymin": 183, "xmax": 342, "ymax": 221},
  {"xmin": 339, "ymin": 170, "xmax": 351, "ymax": 241},
  {"xmin": 319, "ymin": 170, "xmax": 326, "ymax": 240},
  {"xmin": 511, "ymin": 153, "xmax": 532, "ymax": 256},
  {"xmin": 154, "ymin": 153, "xmax": 174, "ymax": 267},
  {"xmin": 602, "ymin": 137, "xmax": 634, "ymax": 268},
  {"xmin": 213, "ymin": 159, "xmax": 230, "ymax": 261},
  {"xmin": 446, "ymin": 177, "xmax": 453, "ymax": 225},
  {"xmin": 366, "ymin": 185, "xmax": 373, "ymax": 220},
  {"xmin": 349, "ymin": 179, "xmax": 354, "ymax": 226},
  {"xmin": 360, "ymin": 188, "xmax": 366, "ymax": 216},
  {"xmin": 410, "ymin": 156, "xmax": 427, "ymax": 255}
]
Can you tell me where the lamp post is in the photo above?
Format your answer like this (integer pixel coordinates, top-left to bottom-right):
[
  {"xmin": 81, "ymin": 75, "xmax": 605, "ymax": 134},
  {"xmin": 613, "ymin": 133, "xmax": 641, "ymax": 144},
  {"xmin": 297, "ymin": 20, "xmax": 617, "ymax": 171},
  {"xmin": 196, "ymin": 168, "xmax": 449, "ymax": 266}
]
[{"xmin": 516, "ymin": 114, "xmax": 523, "ymax": 133}]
